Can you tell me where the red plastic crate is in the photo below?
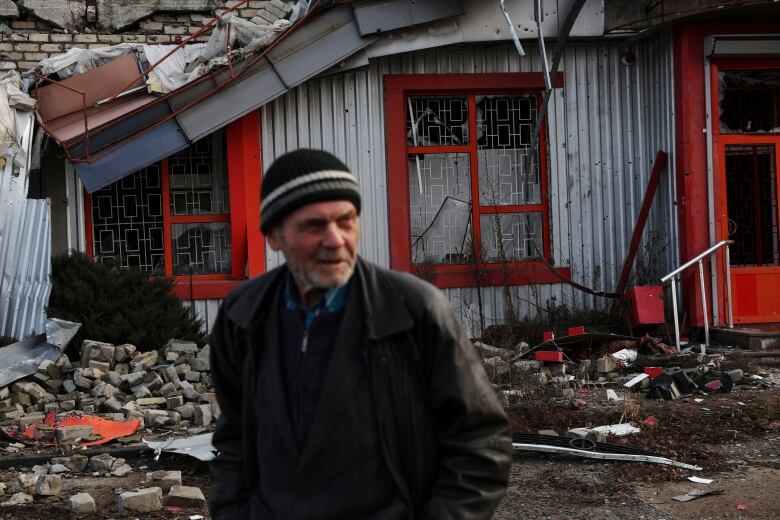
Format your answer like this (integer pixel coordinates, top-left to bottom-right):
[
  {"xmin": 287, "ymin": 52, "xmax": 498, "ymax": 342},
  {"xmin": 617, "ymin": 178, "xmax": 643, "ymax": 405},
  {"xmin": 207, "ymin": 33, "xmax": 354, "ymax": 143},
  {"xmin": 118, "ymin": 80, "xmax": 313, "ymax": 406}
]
[
  {"xmin": 533, "ymin": 351, "xmax": 564, "ymax": 363},
  {"xmin": 542, "ymin": 331, "xmax": 555, "ymax": 342},
  {"xmin": 644, "ymin": 367, "xmax": 664, "ymax": 378}
]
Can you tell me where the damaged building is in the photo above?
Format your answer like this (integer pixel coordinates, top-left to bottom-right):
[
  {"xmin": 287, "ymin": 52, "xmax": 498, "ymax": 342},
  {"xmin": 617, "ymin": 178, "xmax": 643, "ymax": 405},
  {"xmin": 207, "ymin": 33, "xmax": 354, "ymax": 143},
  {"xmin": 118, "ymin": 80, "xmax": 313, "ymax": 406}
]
[{"xmin": 0, "ymin": 0, "xmax": 779, "ymax": 341}]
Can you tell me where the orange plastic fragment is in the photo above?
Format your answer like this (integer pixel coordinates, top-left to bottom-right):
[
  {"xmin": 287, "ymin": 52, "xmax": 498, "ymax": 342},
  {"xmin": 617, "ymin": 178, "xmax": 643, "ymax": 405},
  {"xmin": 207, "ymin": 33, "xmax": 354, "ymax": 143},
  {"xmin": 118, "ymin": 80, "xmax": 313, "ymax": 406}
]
[{"xmin": 8, "ymin": 413, "xmax": 141, "ymax": 446}]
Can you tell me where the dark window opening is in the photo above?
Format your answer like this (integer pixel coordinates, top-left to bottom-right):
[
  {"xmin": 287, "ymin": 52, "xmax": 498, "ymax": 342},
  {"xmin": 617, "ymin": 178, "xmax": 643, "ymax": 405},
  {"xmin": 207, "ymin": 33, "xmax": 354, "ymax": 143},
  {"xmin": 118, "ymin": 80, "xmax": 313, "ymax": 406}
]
[
  {"xmin": 719, "ymin": 70, "xmax": 780, "ymax": 133},
  {"xmin": 725, "ymin": 144, "xmax": 779, "ymax": 266}
]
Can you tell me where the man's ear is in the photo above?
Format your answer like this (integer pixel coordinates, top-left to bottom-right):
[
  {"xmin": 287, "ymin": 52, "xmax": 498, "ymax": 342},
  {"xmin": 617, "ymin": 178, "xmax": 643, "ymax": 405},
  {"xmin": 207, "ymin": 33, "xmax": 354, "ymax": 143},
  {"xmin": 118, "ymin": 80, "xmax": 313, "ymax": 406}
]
[{"xmin": 266, "ymin": 228, "xmax": 282, "ymax": 252}]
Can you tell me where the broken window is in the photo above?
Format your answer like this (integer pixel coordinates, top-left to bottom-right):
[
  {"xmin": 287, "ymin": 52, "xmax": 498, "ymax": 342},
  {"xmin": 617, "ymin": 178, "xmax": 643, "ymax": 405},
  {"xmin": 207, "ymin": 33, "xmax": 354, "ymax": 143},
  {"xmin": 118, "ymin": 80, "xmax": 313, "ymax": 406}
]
[
  {"xmin": 89, "ymin": 130, "xmax": 232, "ymax": 277},
  {"xmin": 725, "ymin": 144, "xmax": 779, "ymax": 266},
  {"xmin": 719, "ymin": 70, "xmax": 780, "ymax": 133},
  {"xmin": 406, "ymin": 93, "xmax": 548, "ymax": 270}
]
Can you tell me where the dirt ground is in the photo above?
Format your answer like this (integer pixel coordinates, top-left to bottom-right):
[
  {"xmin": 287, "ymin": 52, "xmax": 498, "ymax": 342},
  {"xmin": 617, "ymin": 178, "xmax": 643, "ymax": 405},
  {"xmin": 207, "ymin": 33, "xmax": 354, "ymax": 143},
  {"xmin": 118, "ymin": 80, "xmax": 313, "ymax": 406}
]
[
  {"xmin": 494, "ymin": 375, "xmax": 780, "ymax": 520},
  {"xmin": 1, "ymin": 372, "xmax": 778, "ymax": 519}
]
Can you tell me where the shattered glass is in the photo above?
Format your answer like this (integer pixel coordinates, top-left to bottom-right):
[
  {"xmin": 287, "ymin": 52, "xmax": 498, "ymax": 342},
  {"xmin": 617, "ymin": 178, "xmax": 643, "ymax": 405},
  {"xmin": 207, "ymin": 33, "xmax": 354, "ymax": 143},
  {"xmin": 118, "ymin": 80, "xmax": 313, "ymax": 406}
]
[
  {"xmin": 719, "ymin": 70, "xmax": 780, "ymax": 133},
  {"xmin": 479, "ymin": 212, "xmax": 544, "ymax": 262},
  {"xmin": 409, "ymin": 153, "xmax": 473, "ymax": 265},
  {"xmin": 406, "ymin": 96, "xmax": 469, "ymax": 146},
  {"xmin": 477, "ymin": 95, "xmax": 540, "ymax": 205}
]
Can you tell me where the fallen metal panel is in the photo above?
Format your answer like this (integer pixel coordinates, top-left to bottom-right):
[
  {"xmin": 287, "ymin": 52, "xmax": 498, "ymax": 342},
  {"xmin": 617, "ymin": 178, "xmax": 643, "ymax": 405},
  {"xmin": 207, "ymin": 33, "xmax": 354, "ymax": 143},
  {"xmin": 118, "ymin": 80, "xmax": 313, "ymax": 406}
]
[
  {"xmin": 0, "ymin": 319, "xmax": 77, "ymax": 385},
  {"xmin": 176, "ymin": 6, "xmax": 373, "ymax": 142},
  {"xmin": 67, "ymin": 98, "xmax": 172, "ymax": 158},
  {"xmin": 266, "ymin": 5, "xmax": 374, "ymax": 88},
  {"xmin": 35, "ymin": 53, "xmax": 145, "ymax": 123},
  {"xmin": 0, "ymin": 334, "xmax": 59, "ymax": 387},
  {"xmin": 144, "ymin": 433, "xmax": 216, "ymax": 461},
  {"xmin": 706, "ymin": 35, "xmax": 780, "ymax": 57},
  {"xmin": 73, "ymin": 119, "xmax": 188, "ymax": 193},
  {"xmin": 174, "ymin": 59, "xmax": 287, "ymax": 142},
  {"xmin": 352, "ymin": 0, "xmax": 464, "ymax": 35},
  {"xmin": 512, "ymin": 443, "xmax": 702, "ymax": 471}
]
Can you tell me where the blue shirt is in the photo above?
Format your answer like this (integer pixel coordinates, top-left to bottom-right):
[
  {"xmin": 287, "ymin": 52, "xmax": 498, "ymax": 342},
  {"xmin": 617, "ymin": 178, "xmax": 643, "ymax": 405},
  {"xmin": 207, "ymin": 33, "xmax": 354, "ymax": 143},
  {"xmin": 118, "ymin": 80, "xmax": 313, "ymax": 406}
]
[{"xmin": 283, "ymin": 273, "xmax": 351, "ymax": 331}]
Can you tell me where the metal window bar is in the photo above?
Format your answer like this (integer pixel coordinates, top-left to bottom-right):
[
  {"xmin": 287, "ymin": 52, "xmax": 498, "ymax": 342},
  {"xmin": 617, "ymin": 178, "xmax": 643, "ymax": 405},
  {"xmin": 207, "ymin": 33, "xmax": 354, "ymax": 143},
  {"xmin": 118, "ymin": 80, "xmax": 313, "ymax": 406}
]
[{"xmin": 660, "ymin": 239, "xmax": 734, "ymax": 353}]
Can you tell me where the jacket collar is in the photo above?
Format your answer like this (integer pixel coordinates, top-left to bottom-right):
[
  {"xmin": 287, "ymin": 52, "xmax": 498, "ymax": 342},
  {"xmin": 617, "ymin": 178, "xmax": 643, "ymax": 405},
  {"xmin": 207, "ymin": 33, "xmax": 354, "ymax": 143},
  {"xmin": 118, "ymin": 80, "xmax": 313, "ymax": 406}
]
[{"xmin": 226, "ymin": 257, "xmax": 414, "ymax": 339}]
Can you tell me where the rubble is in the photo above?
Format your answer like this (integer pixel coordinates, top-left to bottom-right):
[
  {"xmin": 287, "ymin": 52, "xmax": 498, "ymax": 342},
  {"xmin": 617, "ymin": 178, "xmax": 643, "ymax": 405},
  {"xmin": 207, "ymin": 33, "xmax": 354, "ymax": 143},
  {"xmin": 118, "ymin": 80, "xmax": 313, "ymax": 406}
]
[
  {"xmin": 1, "ymin": 337, "xmax": 216, "ymax": 447},
  {"xmin": 69, "ymin": 492, "xmax": 97, "ymax": 513},
  {"xmin": 165, "ymin": 485, "xmax": 207, "ymax": 508},
  {"xmin": 118, "ymin": 487, "xmax": 163, "ymax": 514}
]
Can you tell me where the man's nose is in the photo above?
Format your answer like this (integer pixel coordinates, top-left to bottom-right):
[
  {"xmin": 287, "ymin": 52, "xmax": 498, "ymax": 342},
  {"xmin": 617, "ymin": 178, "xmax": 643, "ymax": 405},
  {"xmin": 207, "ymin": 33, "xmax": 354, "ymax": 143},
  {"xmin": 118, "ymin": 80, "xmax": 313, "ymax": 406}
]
[{"xmin": 322, "ymin": 223, "xmax": 346, "ymax": 248}]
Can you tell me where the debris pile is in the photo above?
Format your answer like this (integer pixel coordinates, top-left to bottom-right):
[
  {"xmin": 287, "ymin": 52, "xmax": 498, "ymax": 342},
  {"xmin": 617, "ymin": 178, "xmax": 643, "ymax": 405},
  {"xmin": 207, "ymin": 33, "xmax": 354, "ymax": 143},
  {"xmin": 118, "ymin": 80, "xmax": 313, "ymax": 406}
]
[
  {"xmin": 475, "ymin": 330, "xmax": 774, "ymax": 409},
  {"xmin": 1, "ymin": 338, "xmax": 217, "ymax": 447}
]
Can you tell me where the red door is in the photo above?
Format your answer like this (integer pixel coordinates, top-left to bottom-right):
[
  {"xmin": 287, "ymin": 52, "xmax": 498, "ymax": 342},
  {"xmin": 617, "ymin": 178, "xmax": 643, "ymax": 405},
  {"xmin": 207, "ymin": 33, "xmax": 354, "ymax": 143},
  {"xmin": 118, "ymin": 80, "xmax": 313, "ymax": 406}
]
[{"xmin": 712, "ymin": 59, "xmax": 780, "ymax": 323}]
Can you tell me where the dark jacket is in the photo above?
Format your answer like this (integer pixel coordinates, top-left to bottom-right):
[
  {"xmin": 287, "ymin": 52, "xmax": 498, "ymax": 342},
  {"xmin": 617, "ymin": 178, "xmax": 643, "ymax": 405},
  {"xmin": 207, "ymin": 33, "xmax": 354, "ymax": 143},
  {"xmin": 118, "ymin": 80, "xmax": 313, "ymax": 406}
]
[{"xmin": 209, "ymin": 258, "xmax": 512, "ymax": 519}]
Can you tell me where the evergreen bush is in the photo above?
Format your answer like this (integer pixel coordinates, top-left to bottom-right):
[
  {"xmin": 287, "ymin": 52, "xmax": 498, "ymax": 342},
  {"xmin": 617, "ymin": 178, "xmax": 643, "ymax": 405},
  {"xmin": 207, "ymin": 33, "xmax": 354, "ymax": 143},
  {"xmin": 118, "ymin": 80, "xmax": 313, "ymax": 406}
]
[{"xmin": 47, "ymin": 252, "xmax": 206, "ymax": 357}]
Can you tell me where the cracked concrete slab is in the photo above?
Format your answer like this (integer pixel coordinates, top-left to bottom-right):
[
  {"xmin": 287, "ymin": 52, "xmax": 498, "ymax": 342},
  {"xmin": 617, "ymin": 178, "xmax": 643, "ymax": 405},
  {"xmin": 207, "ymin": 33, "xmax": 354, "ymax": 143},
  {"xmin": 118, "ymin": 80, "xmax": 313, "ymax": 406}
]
[
  {"xmin": 0, "ymin": 0, "xmax": 19, "ymax": 18},
  {"xmin": 96, "ymin": 0, "xmax": 222, "ymax": 31},
  {"xmin": 16, "ymin": 1, "xmax": 85, "ymax": 30}
]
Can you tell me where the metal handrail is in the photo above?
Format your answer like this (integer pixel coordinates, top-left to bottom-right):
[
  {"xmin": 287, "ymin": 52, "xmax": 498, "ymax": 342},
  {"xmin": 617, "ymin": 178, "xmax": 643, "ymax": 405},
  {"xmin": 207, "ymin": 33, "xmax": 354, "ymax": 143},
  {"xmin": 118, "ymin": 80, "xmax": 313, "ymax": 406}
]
[{"xmin": 660, "ymin": 239, "xmax": 734, "ymax": 353}]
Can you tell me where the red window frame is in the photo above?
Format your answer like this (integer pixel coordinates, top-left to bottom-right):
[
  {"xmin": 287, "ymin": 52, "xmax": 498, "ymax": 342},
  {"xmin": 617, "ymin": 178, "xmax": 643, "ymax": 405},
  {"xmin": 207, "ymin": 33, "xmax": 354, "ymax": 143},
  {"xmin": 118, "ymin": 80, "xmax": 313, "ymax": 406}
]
[
  {"xmin": 84, "ymin": 111, "xmax": 264, "ymax": 299},
  {"xmin": 384, "ymin": 73, "xmax": 571, "ymax": 288}
]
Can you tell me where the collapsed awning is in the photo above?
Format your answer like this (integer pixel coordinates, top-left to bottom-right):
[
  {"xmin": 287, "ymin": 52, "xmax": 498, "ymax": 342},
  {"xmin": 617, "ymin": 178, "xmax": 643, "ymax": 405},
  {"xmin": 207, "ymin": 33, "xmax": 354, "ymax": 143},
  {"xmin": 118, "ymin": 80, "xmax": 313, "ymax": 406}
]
[{"xmin": 34, "ymin": 4, "xmax": 374, "ymax": 193}]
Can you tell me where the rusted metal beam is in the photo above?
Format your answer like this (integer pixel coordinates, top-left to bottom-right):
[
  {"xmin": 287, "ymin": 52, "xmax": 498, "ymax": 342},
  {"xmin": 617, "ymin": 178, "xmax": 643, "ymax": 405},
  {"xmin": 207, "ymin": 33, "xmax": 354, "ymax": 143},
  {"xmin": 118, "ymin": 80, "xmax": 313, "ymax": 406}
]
[{"xmin": 610, "ymin": 150, "xmax": 669, "ymax": 315}]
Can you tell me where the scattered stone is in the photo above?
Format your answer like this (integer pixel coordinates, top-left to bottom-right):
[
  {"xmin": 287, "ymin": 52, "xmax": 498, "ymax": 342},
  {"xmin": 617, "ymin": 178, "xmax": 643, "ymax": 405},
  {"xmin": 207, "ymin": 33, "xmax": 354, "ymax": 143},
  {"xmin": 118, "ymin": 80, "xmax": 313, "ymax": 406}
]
[
  {"xmin": 17, "ymin": 473, "xmax": 37, "ymax": 493},
  {"xmin": 111, "ymin": 463, "xmax": 133, "ymax": 477},
  {"xmin": 89, "ymin": 453, "xmax": 118, "ymax": 473},
  {"xmin": 1, "ymin": 492, "xmax": 33, "ymax": 506},
  {"xmin": 145, "ymin": 470, "xmax": 182, "ymax": 492},
  {"xmin": 69, "ymin": 492, "xmax": 97, "ymax": 513},
  {"xmin": 165, "ymin": 485, "xmax": 206, "ymax": 508},
  {"xmin": 35, "ymin": 474, "xmax": 62, "ymax": 496},
  {"xmin": 137, "ymin": 397, "xmax": 167, "ymax": 407},
  {"xmin": 131, "ymin": 351, "xmax": 159, "ymax": 370},
  {"xmin": 194, "ymin": 403, "xmax": 212, "ymax": 426},
  {"xmin": 190, "ymin": 358, "xmax": 210, "ymax": 371},
  {"xmin": 596, "ymin": 355, "xmax": 617, "ymax": 374},
  {"xmin": 513, "ymin": 360, "xmax": 541, "ymax": 372},
  {"xmin": 483, "ymin": 356, "xmax": 510, "ymax": 381},
  {"xmin": 118, "ymin": 487, "xmax": 163, "ymax": 514},
  {"xmin": 474, "ymin": 341, "xmax": 510, "ymax": 360},
  {"xmin": 56, "ymin": 424, "xmax": 93, "ymax": 443},
  {"xmin": 49, "ymin": 463, "xmax": 69, "ymax": 474}
]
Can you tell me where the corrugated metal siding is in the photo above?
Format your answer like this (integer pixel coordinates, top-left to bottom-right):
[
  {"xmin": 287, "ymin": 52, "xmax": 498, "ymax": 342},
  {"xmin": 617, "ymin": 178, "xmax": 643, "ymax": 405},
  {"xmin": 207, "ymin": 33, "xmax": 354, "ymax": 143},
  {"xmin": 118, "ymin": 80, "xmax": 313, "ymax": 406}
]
[
  {"xmin": 0, "ymin": 196, "xmax": 52, "ymax": 339},
  {"xmin": 261, "ymin": 32, "xmax": 678, "ymax": 334},
  {"xmin": 183, "ymin": 298, "xmax": 222, "ymax": 336}
]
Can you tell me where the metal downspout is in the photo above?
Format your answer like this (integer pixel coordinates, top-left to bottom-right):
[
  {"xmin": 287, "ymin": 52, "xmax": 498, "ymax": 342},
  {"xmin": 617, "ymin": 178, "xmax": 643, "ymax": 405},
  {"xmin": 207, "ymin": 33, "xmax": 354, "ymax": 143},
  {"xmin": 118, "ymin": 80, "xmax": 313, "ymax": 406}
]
[{"xmin": 703, "ymin": 40, "xmax": 720, "ymax": 326}]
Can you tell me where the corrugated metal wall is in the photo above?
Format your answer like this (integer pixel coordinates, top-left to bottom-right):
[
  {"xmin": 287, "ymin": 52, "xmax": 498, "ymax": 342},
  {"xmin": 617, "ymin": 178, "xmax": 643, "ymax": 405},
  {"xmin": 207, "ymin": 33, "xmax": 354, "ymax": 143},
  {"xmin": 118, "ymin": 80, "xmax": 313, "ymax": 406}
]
[
  {"xmin": 183, "ymin": 298, "xmax": 222, "ymax": 336},
  {"xmin": 0, "ymin": 189, "xmax": 52, "ymax": 340},
  {"xmin": 261, "ymin": 32, "xmax": 678, "ymax": 336}
]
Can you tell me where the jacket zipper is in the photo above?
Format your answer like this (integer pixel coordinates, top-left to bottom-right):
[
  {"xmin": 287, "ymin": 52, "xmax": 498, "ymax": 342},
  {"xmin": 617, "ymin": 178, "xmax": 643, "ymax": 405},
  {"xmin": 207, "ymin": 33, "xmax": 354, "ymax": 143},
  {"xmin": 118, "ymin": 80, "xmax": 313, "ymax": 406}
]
[{"xmin": 301, "ymin": 330, "xmax": 309, "ymax": 353}]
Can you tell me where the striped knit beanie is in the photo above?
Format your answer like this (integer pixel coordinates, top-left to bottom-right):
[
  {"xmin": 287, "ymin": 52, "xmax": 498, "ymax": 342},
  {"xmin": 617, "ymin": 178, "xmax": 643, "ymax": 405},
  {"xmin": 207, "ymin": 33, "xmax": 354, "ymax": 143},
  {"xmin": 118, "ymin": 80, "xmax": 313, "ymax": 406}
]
[{"xmin": 260, "ymin": 149, "xmax": 361, "ymax": 234}]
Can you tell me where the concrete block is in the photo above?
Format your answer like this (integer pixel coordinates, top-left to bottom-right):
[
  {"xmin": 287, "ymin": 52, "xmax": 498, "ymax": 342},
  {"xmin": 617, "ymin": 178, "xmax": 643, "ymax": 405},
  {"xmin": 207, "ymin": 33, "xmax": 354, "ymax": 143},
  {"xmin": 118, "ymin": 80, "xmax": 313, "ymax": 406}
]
[
  {"xmin": 145, "ymin": 470, "xmax": 182, "ymax": 492},
  {"xmin": 56, "ymin": 425, "xmax": 93, "ymax": 443},
  {"xmin": 34, "ymin": 474, "xmax": 61, "ymax": 496},
  {"xmin": 131, "ymin": 351, "xmax": 158, "ymax": 370},
  {"xmin": 69, "ymin": 492, "xmax": 96, "ymax": 513},
  {"xmin": 190, "ymin": 357, "xmax": 209, "ymax": 371},
  {"xmin": 194, "ymin": 404, "xmax": 212, "ymax": 426},
  {"xmin": 118, "ymin": 487, "xmax": 163, "ymax": 514},
  {"xmin": 165, "ymin": 485, "xmax": 206, "ymax": 508}
]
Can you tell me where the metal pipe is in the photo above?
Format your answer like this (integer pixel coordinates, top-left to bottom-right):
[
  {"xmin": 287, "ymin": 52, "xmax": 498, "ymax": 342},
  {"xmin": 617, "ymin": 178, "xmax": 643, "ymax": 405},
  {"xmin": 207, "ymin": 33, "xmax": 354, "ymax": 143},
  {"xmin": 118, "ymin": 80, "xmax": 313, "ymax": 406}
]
[
  {"xmin": 511, "ymin": 443, "xmax": 702, "ymax": 471},
  {"xmin": 698, "ymin": 259, "xmax": 709, "ymax": 352},
  {"xmin": 670, "ymin": 277, "xmax": 680, "ymax": 351},
  {"xmin": 725, "ymin": 245, "xmax": 733, "ymax": 328},
  {"xmin": 661, "ymin": 240, "xmax": 734, "ymax": 283}
]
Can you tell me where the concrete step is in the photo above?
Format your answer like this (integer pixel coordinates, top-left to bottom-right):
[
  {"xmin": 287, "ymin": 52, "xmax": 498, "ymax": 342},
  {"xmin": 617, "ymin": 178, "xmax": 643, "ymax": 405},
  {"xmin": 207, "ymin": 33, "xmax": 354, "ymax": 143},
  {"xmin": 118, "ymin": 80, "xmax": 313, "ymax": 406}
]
[{"xmin": 710, "ymin": 325, "xmax": 780, "ymax": 350}]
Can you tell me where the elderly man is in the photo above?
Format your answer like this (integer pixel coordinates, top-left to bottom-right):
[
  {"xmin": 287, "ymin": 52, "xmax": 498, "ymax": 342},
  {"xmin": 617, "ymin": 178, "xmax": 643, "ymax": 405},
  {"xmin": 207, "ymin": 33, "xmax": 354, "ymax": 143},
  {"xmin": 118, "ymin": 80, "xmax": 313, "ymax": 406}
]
[{"xmin": 209, "ymin": 149, "xmax": 511, "ymax": 519}]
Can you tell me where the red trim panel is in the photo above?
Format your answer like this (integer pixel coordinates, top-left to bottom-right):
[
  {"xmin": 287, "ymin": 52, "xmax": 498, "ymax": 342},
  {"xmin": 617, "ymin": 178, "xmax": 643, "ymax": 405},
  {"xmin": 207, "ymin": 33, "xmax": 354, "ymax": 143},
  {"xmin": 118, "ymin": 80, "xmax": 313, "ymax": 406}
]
[
  {"xmin": 170, "ymin": 280, "xmax": 242, "ymax": 300},
  {"xmin": 385, "ymin": 72, "xmax": 566, "ymax": 288}
]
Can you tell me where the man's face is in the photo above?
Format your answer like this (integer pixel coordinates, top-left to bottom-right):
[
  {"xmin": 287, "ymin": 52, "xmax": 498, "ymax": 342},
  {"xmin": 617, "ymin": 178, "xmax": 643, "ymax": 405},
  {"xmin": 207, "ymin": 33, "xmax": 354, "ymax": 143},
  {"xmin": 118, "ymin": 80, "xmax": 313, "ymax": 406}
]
[{"xmin": 268, "ymin": 200, "xmax": 360, "ymax": 302}]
